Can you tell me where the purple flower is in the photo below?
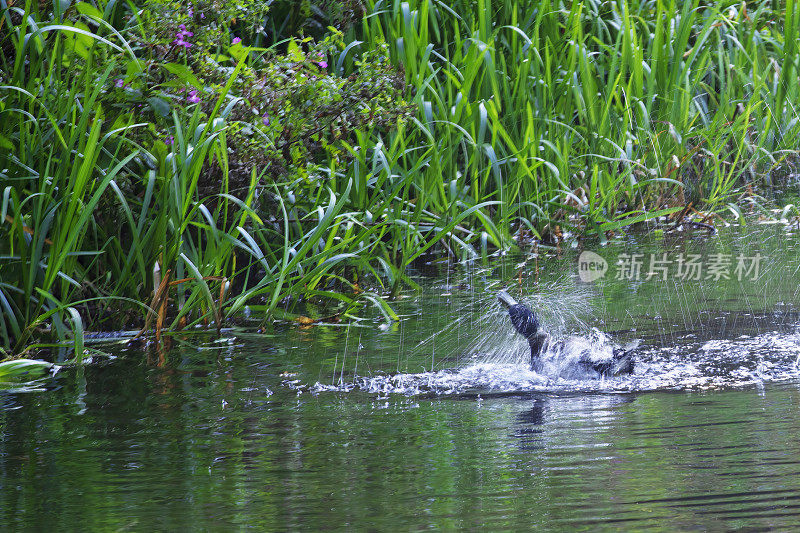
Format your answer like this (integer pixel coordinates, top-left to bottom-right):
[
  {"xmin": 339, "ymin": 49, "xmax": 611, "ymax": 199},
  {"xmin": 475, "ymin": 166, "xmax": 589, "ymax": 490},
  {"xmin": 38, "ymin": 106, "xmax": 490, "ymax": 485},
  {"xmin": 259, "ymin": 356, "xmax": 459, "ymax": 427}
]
[
  {"xmin": 187, "ymin": 90, "xmax": 201, "ymax": 104},
  {"xmin": 114, "ymin": 78, "xmax": 124, "ymax": 88},
  {"xmin": 262, "ymin": 112, "xmax": 270, "ymax": 126},
  {"xmin": 174, "ymin": 25, "xmax": 194, "ymax": 48},
  {"xmin": 232, "ymin": 37, "xmax": 241, "ymax": 45},
  {"xmin": 165, "ymin": 135, "xmax": 174, "ymax": 145}
]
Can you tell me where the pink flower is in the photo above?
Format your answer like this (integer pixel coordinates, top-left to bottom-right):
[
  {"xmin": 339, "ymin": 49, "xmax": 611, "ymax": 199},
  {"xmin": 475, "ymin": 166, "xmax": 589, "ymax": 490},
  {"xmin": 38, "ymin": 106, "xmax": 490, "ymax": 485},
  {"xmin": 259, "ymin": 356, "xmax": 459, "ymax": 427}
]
[
  {"xmin": 232, "ymin": 37, "xmax": 241, "ymax": 45},
  {"xmin": 187, "ymin": 90, "xmax": 201, "ymax": 103},
  {"xmin": 317, "ymin": 61, "xmax": 328, "ymax": 68}
]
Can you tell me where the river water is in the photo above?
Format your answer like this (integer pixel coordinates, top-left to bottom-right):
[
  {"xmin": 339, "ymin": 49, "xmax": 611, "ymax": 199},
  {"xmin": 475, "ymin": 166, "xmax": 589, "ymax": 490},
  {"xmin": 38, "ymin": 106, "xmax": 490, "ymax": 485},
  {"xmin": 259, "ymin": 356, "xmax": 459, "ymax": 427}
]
[{"xmin": 2, "ymin": 224, "xmax": 800, "ymax": 530}]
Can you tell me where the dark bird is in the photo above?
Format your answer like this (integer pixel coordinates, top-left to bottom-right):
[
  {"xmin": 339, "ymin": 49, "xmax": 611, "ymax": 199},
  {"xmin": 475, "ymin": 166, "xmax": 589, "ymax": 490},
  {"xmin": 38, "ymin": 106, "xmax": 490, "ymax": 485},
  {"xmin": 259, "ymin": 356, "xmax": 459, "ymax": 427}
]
[{"xmin": 497, "ymin": 290, "xmax": 636, "ymax": 378}]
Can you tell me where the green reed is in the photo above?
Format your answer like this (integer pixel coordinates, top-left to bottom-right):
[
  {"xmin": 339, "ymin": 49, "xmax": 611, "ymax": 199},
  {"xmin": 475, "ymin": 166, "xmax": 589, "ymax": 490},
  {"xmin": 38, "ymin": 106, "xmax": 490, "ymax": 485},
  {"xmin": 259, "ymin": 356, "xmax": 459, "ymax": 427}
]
[
  {"xmin": 355, "ymin": 0, "xmax": 799, "ymax": 238},
  {"xmin": 3, "ymin": 0, "xmax": 800, "ymax": 357},
  {"xmin": 0, "ymin": 2, "xmax": 392, "ymax": 354}
]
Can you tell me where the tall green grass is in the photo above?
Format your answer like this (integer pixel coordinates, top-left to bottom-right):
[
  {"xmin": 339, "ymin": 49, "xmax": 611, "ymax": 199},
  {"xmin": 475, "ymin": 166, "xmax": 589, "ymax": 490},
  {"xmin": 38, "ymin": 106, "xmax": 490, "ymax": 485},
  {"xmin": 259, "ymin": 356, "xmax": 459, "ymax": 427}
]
[
  {"xmin": 0, "ymin": 2, "xmax": 399, "ymax": 355},
  {"xmin": 0, "ymin": 0, "xmax": 139, "ymax": 355},
  {"xmin": 2, "ymin": 0, "xmax": 800, "ymax": 357},
  {"xmin": 350, "ymin": 0, "xmax": 798, "ymax": 237}
]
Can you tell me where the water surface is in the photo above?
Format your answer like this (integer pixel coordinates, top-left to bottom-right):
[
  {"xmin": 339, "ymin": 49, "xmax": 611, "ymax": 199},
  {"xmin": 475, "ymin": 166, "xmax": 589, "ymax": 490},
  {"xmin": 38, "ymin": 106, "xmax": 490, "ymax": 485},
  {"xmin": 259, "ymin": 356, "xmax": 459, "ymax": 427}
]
[{"xmin": 2, "ymin": 224, "xmax": 800, "ymax": 530}]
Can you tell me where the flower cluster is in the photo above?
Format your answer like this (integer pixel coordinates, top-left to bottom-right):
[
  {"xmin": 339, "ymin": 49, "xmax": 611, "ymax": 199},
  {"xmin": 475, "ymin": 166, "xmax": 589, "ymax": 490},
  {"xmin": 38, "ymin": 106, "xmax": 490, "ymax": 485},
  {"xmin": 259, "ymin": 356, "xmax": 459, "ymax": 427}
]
[{"xmin": 173, "ymin": 24, "xmax": 194, "ymax": 49}]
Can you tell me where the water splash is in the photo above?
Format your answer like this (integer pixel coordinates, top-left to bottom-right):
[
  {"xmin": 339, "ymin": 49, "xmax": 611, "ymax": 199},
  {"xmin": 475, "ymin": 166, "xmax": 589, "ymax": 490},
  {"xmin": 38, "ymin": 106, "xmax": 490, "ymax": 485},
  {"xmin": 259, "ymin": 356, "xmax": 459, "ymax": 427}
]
[
  {"xmin": 410, "ymin": 278, "xmax": 598, "ymax": 369},
  {"xmin": 290, "ymin": 328, "xmax": 800, "ymax": 397},
  {"xmin": 290, "ymin": 228, "xmax": 800, "ymax": 397}
]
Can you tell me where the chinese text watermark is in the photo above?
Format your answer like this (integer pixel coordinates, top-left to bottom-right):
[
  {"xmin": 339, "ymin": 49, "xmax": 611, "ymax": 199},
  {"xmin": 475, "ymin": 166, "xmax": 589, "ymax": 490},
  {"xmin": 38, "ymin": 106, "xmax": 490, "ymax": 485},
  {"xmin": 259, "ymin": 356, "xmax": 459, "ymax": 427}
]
[{"xmin": 578, "ymin": 251, "xmax": 762, "ymax": 282}]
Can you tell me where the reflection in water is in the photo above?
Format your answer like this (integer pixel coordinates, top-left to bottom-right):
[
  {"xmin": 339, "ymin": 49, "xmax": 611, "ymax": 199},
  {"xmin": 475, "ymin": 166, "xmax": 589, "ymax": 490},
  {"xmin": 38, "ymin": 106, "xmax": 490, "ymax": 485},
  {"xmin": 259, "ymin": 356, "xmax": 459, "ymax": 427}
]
[
  {"xmin": 3, "ymin": 348, "xmax": 800, "ymax": 530},
  {"xmin": 516, "ymin": 398, "xmax": 546, "ymax": 426},
  {"xmin": 514, "ymin": 398, "xmax": 547, "ymax": 451}
]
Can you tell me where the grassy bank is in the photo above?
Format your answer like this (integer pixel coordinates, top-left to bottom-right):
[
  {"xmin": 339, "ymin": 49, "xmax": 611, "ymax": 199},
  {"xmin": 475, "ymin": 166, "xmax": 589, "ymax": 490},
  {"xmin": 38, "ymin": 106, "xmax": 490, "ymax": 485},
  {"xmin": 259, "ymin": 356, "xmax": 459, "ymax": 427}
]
[{"xmin": 1, "ymin": 0, "xmax": 799, "ymax": 362}]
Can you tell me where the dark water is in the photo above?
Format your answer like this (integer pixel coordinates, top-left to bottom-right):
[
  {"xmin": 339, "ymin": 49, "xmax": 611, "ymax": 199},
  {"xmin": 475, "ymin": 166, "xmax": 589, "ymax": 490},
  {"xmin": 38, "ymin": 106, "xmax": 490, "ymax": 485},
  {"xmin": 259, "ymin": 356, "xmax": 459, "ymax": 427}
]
[{"xmin": 2, "ymin": 224, "xmax": 800, "ymax": 530}]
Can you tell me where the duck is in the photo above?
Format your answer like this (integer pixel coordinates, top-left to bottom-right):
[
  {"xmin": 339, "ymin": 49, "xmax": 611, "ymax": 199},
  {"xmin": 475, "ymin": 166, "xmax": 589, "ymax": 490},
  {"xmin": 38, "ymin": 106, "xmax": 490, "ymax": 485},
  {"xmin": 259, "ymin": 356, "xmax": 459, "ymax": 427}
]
[{"xmin": 497, "ymin": 290, "xmax": 636, "ymax": 378}]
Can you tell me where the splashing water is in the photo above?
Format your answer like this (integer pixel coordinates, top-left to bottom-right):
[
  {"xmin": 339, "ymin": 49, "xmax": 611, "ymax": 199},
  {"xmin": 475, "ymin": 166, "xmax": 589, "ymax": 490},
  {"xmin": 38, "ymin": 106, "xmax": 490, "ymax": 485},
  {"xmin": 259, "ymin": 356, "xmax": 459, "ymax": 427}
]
[
  {"xmin": 295, "ymin": 328, "xmax": 800, "ymax": 396},
  {"xmin": 293, "ymin": 282, "xmax": 800, "ymax": 397},
  {"xmin": 287, "ymin": 227, "xmax": 800, "ymax": 397}
]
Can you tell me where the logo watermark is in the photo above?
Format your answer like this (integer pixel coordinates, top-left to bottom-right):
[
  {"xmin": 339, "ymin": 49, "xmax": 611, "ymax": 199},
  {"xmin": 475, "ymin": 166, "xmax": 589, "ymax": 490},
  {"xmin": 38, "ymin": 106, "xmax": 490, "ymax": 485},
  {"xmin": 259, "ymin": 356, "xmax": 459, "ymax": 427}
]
[
  {"xmin": 578, "ymin": 251, "xmax": 609, "ymax": 282},
  {"xmin": 577, "ymin": 251, "xmax": 763, "ymax": 282}
]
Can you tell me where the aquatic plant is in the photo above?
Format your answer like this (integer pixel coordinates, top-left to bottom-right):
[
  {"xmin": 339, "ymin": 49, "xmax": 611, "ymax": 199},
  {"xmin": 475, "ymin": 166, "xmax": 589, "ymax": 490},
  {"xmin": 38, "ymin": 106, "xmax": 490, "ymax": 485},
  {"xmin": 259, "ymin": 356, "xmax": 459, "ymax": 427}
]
[{"xmin": 0, "ymin": 358, "xmax": 54, "ymax": 389}]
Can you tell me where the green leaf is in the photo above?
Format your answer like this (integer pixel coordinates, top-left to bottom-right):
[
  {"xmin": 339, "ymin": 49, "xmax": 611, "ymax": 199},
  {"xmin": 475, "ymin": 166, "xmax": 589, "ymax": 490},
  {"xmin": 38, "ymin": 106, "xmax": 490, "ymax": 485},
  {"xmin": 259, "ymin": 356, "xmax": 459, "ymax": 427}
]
[
  {"xmin": 56, "ymin": 0, "xmax": 71, "ymax": 16},
  {"xmin": 126, "ymin": 59, "xmax": 145, "ymax": 76},
  {"xmin": 0, "ymin": 359, "xmax": 52, "ymax": 382},
  {"xmin": 66, "ymin": 307, "xmax": 85, "ymax": 363},
  {"xmin": 600, "ymin": 207, "xmax": 683, "ymax": 231},
  {"xmin": 229, "ymin": 44, "xmax": 248, "ymax": 63},
  {"xmin": 162, "ymin": 62, "xmax": 204, "ymax": 89},
  {"xmin": 35, "ymin": 24, "xmax": 123, "ymax": 51},
  {"xmin": 287, "ymin": 39, "xmax": 304, "ymax": 61},
  {"xmin": 75, "ymin": 2, "xmax": 104, "ymax": 20},
  {"xmin": 147, "ymin": 97, "xmax": 170, "ymax": 117},
  {"xmin": 0, "ymin": 135, "xmax": 13, "ymax": 150}
]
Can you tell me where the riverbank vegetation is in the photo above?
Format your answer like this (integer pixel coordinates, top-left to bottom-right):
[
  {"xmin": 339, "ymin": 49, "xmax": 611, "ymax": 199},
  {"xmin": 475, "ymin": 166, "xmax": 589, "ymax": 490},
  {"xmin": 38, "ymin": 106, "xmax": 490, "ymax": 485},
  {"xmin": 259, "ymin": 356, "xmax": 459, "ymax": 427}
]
[{"xmin": 2, "ymin": 0, "xmax": 800, "ymax": 362}]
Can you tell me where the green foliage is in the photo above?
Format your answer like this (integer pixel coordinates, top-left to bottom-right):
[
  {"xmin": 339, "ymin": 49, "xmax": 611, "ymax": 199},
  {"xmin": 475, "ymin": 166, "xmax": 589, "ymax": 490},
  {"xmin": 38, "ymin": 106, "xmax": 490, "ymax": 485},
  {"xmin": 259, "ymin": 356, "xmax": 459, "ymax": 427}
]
[
  {"xmin": 218, "ymin": 34, "xmax": 414, "ymax": 182},
  {"xmin": 0, "ymin": 0, "xmax": 410, "ymax": 355},
  {"xmin": 0, "ymin": 358, "xmax": 54, "ymax": 388},
  {"xmin": 350, "ymin": 0, "xmax": 800, "ymax": 242},
  {"xmin": 2, "ymin": 0, "xmax": 800, "ymax": 357}
]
